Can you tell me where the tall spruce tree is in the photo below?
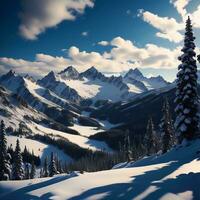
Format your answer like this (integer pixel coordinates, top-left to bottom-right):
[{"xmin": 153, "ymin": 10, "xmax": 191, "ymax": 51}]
[
  {"xmin": 24, "ymin": 163, "xmax": 30, "ymax": 179},
  {"xmin": 0, "ymin": 120, "xmax": 11, "ymax": 180},
  {"xmin": 49, "ymin": 152, "xmax": 57, "ymax": 177},
  {"xmin": 160, "ymin": 98, "xmax": 175, "ymax": 153},
  {"xmin": 30, "ymin": 161, "xmax": 36, "ymax": 179},
  {"xmin": 43, "ymin": 157, "xmax": 48, "ymax": 177},
  {"xmin": 144, "ymin": 117, "xmax": 159, "ymax": 155},
  {"xmin": 175, "ymin": 17, "xmax": 199, "ymax": 141},
  {"xmin": 124, "ymin": 131, "xmax": 132, "ymax": 162},
  {"xmin": 12, "ymin": 139, "xmax": 24, "ymax": 180}
]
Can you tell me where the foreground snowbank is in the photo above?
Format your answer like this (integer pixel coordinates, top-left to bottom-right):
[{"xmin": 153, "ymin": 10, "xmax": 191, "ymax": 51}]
[{"xmin": 0, "ymin": 140, "xmax": 200, "ymax": 200}]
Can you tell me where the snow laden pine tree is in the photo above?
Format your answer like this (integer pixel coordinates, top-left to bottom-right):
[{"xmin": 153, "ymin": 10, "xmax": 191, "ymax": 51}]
[
  {"xmin": 12, "ymin": 139, "xmax": 24, "ymax": 180},
  {"xmin": 160, "ymin": 98, "xmax": 175, "ymax": 153},
  {"xmin": 0, "ymin": 120, "xmax": 11, "ymax": 180},
  {"xmin": 144, "ymin": 117, "xmax": 159, "ymax": 156},
  {"xmin": 49, "ymin": 152, "xmax": 57, "ymax": 177},
  {"xmin": 175, "ymin": 17, "xmax": 199, "ymax": 142}
]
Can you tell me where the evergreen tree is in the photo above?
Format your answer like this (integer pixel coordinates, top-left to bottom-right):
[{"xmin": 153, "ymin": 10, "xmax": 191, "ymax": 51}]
[
  {"xmin": 24, "ymin": 163, "xmax": 30, "ymax": 179},
  {"xmin": 175, "ymin": 17, "xmax": 199, "ymax": 141},
  {"xmin": 49, "ymin": 152, "xmax": 57, "ymax": 177},
  {"xmin": 0, "ymin": 120, "xmax": 11, "ymax": 180},
  {"xmin": 160, "ymin": 98, "xmax": 175, "ymax": 153},
  {"xmin": 30, "ymin": 161, "xmax": 36, "ymax": 179},
  {"xmin": 144, "ymin": 117, "xmax": 159, "ymax": 155},
  {"xmin": 43, "ymin": 157, "xmax": 48, "ymax": 177},
  {"xmin": 12, "ymin": 139, "xmax": 24, "ymax": 180},
  {"xmin": 124, "ymin": 131, "xmax": 132, "ymax": 162}
]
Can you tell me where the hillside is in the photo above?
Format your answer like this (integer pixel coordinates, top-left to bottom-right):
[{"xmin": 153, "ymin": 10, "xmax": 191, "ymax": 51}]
[{"xmin": 0, "ymin": 139, "xmax": 199, "ymax": 200}]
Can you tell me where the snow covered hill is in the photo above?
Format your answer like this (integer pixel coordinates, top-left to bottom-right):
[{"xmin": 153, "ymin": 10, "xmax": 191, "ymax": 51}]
[{"xmin": 0, "ymin": 139, "xmax": 199, "ymax": 200}]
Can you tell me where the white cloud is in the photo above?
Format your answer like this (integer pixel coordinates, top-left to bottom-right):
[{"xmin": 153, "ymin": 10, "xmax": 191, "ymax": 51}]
[
  {"xmin": 170, "ymin": 0, "xmax": 191, "ymax": 20},
  {"xmin": 140, "ymin": 11, "xmax": 183, "ymax": 43},
  {"xmin": 139, "ymin": 0, "xmax": 200, "ymax": 43},
  {"xmin": 0, "ymin": 37, "xmax": 183, "ymax": 77},
  {"xmin": 98, "ymin": 41, "xmax": 109, "ymax": 46},
  {"xmin": 81, "ymin": 31, "xmax": 88, "ymax": 37},
  {"xmin": 190, "ymin": 5, "xmax": 200, "ymax": 28},
  {"xmin": 19, "ymin": 0, "xmax": 94, "ymax": 40}
]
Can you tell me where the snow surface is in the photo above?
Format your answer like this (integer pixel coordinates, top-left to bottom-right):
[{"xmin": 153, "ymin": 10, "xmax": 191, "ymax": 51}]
[
  {"xmin": 24, "ymin": 78, "xmax": 62, "ymax": 108},
  {"xmin": 1, "ymin": 139, "xmax": 200, "ymax": 200},
  {"xmin": 59, "ymin": 77, "xmax": 127, "ymax": 102},
  {"xmin": 71, "ymin": 124, "xmax": 101, "ymax": 137},
  {"xmin": 28, "ymin": 123, "xmax": 112, "ymax": 152},
  {"xmin": 7, "ymin": 135, "xmax": 72, "ymax": 163}
]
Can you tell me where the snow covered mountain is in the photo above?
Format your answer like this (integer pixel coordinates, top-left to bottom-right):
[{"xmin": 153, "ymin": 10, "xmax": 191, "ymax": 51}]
[
  {"xmin": 37, "ymin": 66, "xmax": 169, "ymax": 103},
  {"xmin": 0, "ymin": 84, "xmax": 112, "ymax": 164},
  {"xmin": 0, "ymin": 67, "xmax": 169, "ymax": 106},
  {"xmin": 38, "ymin": 66, "xmax": 131, "ymax": 103},
  {"xmin": 124, "ymin": 68, "xmax": 169, "ymax": 90},
  {"xmin": 0, "ymin": 67, "xmax": 171, "ymax": 171}
]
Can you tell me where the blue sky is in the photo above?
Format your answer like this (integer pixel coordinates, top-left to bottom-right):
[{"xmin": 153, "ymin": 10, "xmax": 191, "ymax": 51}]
[{"xmin": 0, "ymin": 0, "xmax": 200, "ymax": 81}]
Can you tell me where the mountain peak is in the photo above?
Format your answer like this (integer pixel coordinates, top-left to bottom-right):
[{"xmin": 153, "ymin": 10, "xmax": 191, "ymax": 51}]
[
  {"xmin": 86, "ymin": 66, "xmax": 98, "ymax": 73},
  {"xmin": 81, "ymin": 66, "xmax": 105, "ymax": 80},
  {"xmin": 59, "ymin": 66, "xmax": 78, "ymax": 74},
  {"xmin": 58, "ymin": 66, "xmax": 80, "ymax": 80},
  {"xmin": 38, "ymin": 71, "xmax": 56, "ymax": 84},
  {"xmin": 7, "ymin": 69, "xmax": 15, "ymax": 77},
  {"xmin": 124, "ymin": 68, "xmax": 143, "ymax": 79}
]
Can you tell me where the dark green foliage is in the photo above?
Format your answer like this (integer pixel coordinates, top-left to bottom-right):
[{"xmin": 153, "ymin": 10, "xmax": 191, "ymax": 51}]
[
  {"xmin": 160, "ymin": 98, "xmax": 175, "ymax": 153},
  {"xmin": 89, "ymin": 129, "xmax": 126, "ymax": 150},
  {"xmin": 43, "ymin": 157, "xmax": 48, "ymax": 177},
  {"xmin": 22, "ymin": 146, "xmax": 41, "ymax": 166},
  {"xmin": 12, "ymin": 139, "xmax": 24, "ymax": 180},
  {"xmin": 0, "ymin": 120, "xmax": 11, "ymax": 180},
  {"xmin": 49, "ymin": 152, "xmax": 57, "ymax": 177},
  {"xmin": 30, "ymin": 161, "xmax": 36, "ymax": 179},
  {"xmin": 144, "ymin": 117, "xmax": 160, "ymax": 156},
  {"xmin": 24, "ymin": 163, "xmax": 30, "ymax": 179}
]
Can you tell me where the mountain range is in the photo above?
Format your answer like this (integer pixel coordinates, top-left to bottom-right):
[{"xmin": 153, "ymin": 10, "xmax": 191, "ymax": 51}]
[{"xmin": 0, "ymin": 66, "xmax": 173, "ymax": 163}]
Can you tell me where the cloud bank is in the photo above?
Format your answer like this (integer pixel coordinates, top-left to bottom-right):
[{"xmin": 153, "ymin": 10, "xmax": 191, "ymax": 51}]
[
  {"xmin": 0, "ymin": 37, "xmax": 183, "ymax": 78},
  {"xmin": 19, "ymin": 0, "xmax": 94, "ymax": 40}
]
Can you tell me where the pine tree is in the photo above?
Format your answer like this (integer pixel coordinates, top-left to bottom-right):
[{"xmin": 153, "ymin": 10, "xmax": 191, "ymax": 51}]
[
  {"xmin": 24, "ymin": 163, "xmax": 30, "ymax": 179},
  {"xmin": 49, "ymin": 152, "xmax": 57, "ymax": 177},
  {"xmin": 160, "ymin": 98, "xmax": 175, "ymax": 153},
  {"xmin": 175, "ymin": 17, "xmax": 199, "ymax": 142},
  {"xmin": 12, "ymin": 139, "xmax": 24, "ymax": 180},
  {"xmin": 144, "ymin": 117, "xmax": 159, "ymax": 155},
  {"xmin": 43, "ymin": 157, "xmax": 48, "ymax": 177},
  {"xmin": 124, "ymin": 131, "xmax": 132, "ymax": 162},
  {"xmin": 30, "ymin": 161, "xmax": 36, "ymax": 179},
  {"xmin": 0, "ymin": 120, "xmax": 11, "ymax": 180}
]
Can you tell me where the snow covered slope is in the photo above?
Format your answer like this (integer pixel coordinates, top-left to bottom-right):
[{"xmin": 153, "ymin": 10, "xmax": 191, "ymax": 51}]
[
  {"xmin": 28, "ymin": 123, "xmax": 112, "ymax": 152},
  {"xmin": 7, "ymin": 136, "xmax": 72, "ymax": 163},
  {"xmin": 0, "ymin": 139, "xmax": 200, "ymax": 200},
  {"xmin": 0, "ymin": 85, "xmax": 112, "ymax": 156}
]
